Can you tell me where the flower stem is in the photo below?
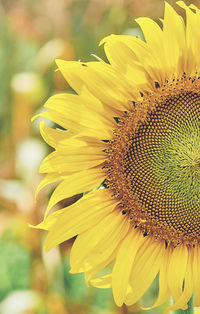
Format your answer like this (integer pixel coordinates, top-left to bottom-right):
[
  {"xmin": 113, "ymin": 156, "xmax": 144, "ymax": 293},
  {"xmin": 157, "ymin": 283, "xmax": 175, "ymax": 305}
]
[{"xmin": 173, "ymin": 296, "xmax": 194, "ymax": 314}]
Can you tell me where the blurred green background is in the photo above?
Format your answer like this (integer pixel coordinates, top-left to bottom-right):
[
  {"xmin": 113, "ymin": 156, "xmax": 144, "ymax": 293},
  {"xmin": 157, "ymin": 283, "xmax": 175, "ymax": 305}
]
[{"xmin": 0, "ymin": 0, "xmax": 199, "ymax": 313}]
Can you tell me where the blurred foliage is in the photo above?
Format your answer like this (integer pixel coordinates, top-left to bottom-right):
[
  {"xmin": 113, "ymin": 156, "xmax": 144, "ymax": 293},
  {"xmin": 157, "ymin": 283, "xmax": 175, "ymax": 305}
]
[
  {"xmin": 1, "ymin": 0, "xmax": 200, "ymax": 313},
  {"xmin": 0, "ymin": 231, "xmax": 31, "ymax": 301}
]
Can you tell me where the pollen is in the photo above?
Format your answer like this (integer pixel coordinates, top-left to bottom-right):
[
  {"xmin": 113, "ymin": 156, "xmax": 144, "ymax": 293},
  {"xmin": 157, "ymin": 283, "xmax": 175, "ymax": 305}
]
[{"xmin": 106, "ymin": 75, "xmax": 200, "ymax": 247}]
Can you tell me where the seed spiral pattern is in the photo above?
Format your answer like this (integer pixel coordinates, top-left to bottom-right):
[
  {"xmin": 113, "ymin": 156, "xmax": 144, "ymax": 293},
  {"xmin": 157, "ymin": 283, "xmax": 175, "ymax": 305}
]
[{"xmin": 106, "ymin": 76, "xmax": 200, "ymax": 246}]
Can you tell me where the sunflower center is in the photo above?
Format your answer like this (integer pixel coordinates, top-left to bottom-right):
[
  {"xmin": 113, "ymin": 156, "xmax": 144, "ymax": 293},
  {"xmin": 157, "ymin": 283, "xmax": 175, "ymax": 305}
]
[{"xmin": 106, "ymin": 76, "xmax": 200, "ymax": 246}]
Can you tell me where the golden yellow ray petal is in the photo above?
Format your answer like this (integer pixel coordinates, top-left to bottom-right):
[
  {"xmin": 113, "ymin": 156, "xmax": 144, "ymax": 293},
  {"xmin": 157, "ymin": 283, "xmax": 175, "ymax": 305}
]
[
  {"xmin": 45, "ymin": 90, "xmax": 115, "ymax": 125},
  {"xmin": 35, "ymin": 108, "xmax": 112, "ymax": 140},
  {"xmin": 31, "ymin": 209, "xmax": 62, "ymax": 231},
  {"xmin": 167, "ymin": 244, "xmax": 188, "ymax": 302},
  {"xmin": 136, "ymin": 17, "xmax": 163, "ymax": 49},
  {"xmin": 84, "ymin": 251, "xmax": 115, "ymax": 285},
  {"xmin": 112, "ymin": 229, "xmax": 145, "ymax": 307},
  {"xmin": 44, "ymin": 93, "xmax": 114, "ymax": 138},
  {"xmin": 100, "ymin": 36, "xmax": 149, "ymax": 87},
  {"xmin": 74, "ymin": 136, "xmax": 107, "ymax": 149},
  {"xmin": 43, "ymin": 189, "xmax": 117, "ymax": 251},
  {"xmin": 71, "ymin": 220, "xmax": 123, "ymax": 285},
  {"xmin": 40, "ymin": 120, "xmax": 108, "ymax": 152},
  {"xmin": 169, "ymin": 248, "xmax": 193, "ymax": 310},
  {"xmin": 40, "ymin": 121, "xmax": 68, "ymax": 148},
  {"xmin": 90, "ymin": 274, "xmax": 112, "ymax": 289},
  {"xmin": 44, "ymin": 167, "xmax": 106, "ymax": 217},
  {"xmin": 79, "ymin": 86, "xmax": 119, "ymax": 123},
  {"xmin": 125, "ymin": 239, "xmax": 165, "ymax": 306},
  {"xmin": 39, "ymin": 147, "xmax": 106, "ymax": 173},
  {"xmin": 101, "ymin": 34, "xmax": 164, "ymax": 89},
  {"xmin": 40, "ymin": 120, "xmax": 83, "ymax": 149},
  {"xmin": 144, "ymin": 246, "xmax": 171, "ymax": 309},
  {"xmin": 193, "ymin": 246, "xmax": 200, "ymax": 306},
  {"xmin": 35, "ymin": 172, "xmax": 66, "ymax": 200},
  {"xmin": 177, "ymin": 1, "xmax": 199, "ymax": 75},
  {"xmin": 163, "ymin": 2, "xmax": 185, "ymax": 74},
  {"xmin": 100, "ymin": 35, "xmax": 148, "ymax": 60},
  {"xmin": 33, "ymin": 108, "xmax": 76, "ymax": 131},
  {"xmin": 70, "ymin": 210, "xmax": 130, "ymax": 273},
  {"xmin": 135, "ymin": 17, "xmax": 165, "ymax": 83},
  {"xmin": 55, "ymin": 59, "xmax": 133, "ymax": 111}
]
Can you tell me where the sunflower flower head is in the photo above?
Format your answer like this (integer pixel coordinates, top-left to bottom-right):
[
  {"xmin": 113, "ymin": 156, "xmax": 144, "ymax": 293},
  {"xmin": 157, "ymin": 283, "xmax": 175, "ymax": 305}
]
[{"xmin": 34, "ymin": 1, "xmax": 200, "ymax": 311}]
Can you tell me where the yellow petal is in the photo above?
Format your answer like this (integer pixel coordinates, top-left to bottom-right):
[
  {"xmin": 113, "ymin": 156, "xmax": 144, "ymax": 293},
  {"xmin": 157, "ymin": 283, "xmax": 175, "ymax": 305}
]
[
  {"xmin": 39, "ymin": 147, "xmax": 106, "ymax": 173},
  {"xmin": 167, "ymin": 244, "xmax": 188, "ymax": 302},
  {"xmin": 56, "ymin": 59, "xmax": 133, "ymax": 111},
  {"xmin": 70, "ymin": 210, "xmax": 129, "ymax": 273},
  {"xmin": 44, "ymin": 93, "xmax": 114, "ymax": 138},
  {"xmin": 84, "ymin": 253, "xmax": 115, "ymax": 285},
  {"xmin": 40, "ymin": 120, "xmax": 108, "ymax": 154},
  {"xmin": 193, "ymin": 246, "xmax": 200, "ymax": 306},
  {"xmin": 43, "ymin": 189, "xmax": 117, "ymax": 250},
  {"xmin": 31, "ymin": 209, "xmax": 62, "ymax": 231},
  {"xmin": 135, "ymin": 17, "xmax": 165, "ymax": 83},
  {"xmin": 101, "ymin": 34, "xmax": 165, "ymax": 88},
  {"xmin": 145, "ymin": 246, "xmax": 171, "ymax": 309},
  {"xmin": 44, "ymin": 167, "xmax": 106, "ymax": 217},
  {"xmin": 100, "ymin": 35, "xmax": 148, "ymax": 87},
  {"xmin": 32, "ymin": 108, "xmax": 74, "ymax": 131},
  {"xmin": 169, "ymin": 247, "xmax": 193, "ymax": 310},
  {"xmin": 136, "ymin": 17, "xmax": 163, "ymax": 50},
  {"xmin": 35, "ymin": 172, "xmax": 65, "ymax": 200},
  {"xmin": 40, "ymin": 121, "xmax": 81, "ymax": 149},
  {"xmin": 177, "ymin": 1, "xmax": 199, "ymax": 74},
  {"xmin": 163, "ymin": 2, "xmax": 185, "ymax": 73},
  {"xmin": 125, "ymin": 238, "xmax": 164, "ymax": 306},
  {"xmin": 79, "ymin": 246, "xmax": 116, "ymax": 288},
  {"xmin": 112, "ymin": 229, "xmax": 145, "ymax": 306},
  {"xmin": 90, "ymin": 274, "xmax": 112, "ymax": 289}
]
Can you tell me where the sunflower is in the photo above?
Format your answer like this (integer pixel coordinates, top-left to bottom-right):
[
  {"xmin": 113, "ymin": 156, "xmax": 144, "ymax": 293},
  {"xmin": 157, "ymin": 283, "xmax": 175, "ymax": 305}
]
[{"xmin": 34, "ymin": 1, "xmax": 200, "ymax": 311}]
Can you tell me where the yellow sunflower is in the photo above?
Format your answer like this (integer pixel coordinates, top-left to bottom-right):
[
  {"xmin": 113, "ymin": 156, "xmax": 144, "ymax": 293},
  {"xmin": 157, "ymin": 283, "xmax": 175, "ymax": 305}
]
[{"xmin": 34, "ymin": 1, "xmax": 200, "ymax": 311}]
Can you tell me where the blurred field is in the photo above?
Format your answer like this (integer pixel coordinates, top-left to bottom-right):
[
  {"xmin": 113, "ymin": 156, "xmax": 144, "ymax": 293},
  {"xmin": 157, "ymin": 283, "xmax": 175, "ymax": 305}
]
[{"xmin": 0, "ymin": 0, "xmax": 199, "ymax": 313}]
